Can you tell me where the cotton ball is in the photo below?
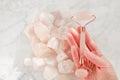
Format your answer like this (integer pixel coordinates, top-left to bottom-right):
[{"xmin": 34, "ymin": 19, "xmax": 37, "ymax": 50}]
[
  {"xmin": 24, "ymin": 57, "xmax": 32, "ymax": 66},
  {"xmin": 58, "ymin": 59, "xmax": 75, "ymax": 74},
  {"xmin": 32, "ymin": 43, "xmax": 56, "ymax": 57},
  {"xmin": 32, "ymin": 57, "xmax": 46, "ymax": 70},
  {"xmin": 34, "ymin": 22, "xmax": 50, "ymax": 43},
  {"xmin": 43, "ymin": 66, "xmax": 59, "ymax": 80},
  {"xmin": 39, "ymin": 12, "xmax": 55, "ymax": 26},
  {"xmin": 75, "ymin": 69, "xmax": 88, "ymax": 79}
]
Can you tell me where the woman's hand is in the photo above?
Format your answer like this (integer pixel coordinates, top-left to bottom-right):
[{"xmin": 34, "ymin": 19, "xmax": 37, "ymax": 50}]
[{"xmin": 67, "ymin": 27, "xmax": 118, "ymax": 80}]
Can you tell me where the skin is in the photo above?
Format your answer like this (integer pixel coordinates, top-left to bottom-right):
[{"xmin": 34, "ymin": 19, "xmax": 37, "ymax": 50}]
[{"xmin": 67, "ymin": 27, "xmax": 118, "ymax": 80}]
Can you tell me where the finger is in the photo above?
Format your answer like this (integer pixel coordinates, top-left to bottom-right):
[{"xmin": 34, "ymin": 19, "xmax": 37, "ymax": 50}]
[
  {"xmin": 85, "ymin": 31, "xmax": 97, "ymax": 51},
  {"xmin": 83, "ymin": 47, "xmax": 106, "ymax": 67},
  {"xmin": 68, "ymin": 28, "xmax": 80, "ymax": 45},
  {"xmin": 85, "ymin": 31, "xmax": 102, "ymax": 56},
  {"xmin": 67, "ymin": 33, "xmax": 78, "ymax": 47},
  {"xmin": 77, "ymin": 27, "xmax": 102, "ymax": 56},
  {"xmin": 71, "ymin": 45, "xmax": 80, "ymax": 68}
]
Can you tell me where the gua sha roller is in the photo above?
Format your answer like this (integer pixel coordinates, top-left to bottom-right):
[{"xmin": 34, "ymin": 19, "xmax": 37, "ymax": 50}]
[{"xmin": 71, "ymin": 12, "xmax": 96, "ymax": 79}]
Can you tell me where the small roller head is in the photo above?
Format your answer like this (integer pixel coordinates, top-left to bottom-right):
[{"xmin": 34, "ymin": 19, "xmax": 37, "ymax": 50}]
[{"xmin": 75, "ymin": 68, "xmax": 88, "ymax": 79}]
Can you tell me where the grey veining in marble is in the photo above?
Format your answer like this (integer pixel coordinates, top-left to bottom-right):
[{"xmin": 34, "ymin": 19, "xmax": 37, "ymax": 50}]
[{"xmin": 0, "ymin": 0, "xmax": 120, "ymax": 80}]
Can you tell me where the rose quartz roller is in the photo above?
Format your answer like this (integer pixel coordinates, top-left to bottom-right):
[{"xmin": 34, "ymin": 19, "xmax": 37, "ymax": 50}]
[
  {"xmin": 79, "ymin": 26, "xmax": 85, "ymax": 66},
  {"xmin": 71, "ymin": 12, "xmax": 96, "ymax": 79}
]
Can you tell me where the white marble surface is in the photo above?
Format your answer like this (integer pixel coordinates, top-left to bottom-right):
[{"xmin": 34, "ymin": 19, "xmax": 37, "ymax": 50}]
[{"xmin": 0, "ymin": 0, "xmax": 120, "ymax": 80}]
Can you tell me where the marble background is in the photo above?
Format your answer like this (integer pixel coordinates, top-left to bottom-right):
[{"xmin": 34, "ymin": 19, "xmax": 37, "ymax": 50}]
[{"xmin": 0, "ymin": 0, "xmax": 120, "ymax": 80}]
